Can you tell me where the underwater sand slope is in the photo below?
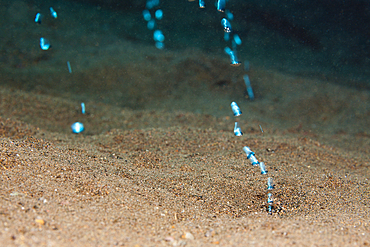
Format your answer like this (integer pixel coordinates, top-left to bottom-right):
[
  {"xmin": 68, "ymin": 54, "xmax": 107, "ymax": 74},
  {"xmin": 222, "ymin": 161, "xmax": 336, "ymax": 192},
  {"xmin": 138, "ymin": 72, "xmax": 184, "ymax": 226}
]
[{"xmin": 0, "ymin": 89, "xmax": 369, "ymax": 246}]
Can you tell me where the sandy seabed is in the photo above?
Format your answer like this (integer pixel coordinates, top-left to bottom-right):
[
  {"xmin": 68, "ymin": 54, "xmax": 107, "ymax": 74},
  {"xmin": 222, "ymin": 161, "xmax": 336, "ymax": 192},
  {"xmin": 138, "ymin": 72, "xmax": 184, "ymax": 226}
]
[
  {"xmin": 0, "ymin": 1, "xmax": 370, "ymax": 246},
  {"xmin": 0, "ymin": 74, "xmax": 369, "ymax": 246}
]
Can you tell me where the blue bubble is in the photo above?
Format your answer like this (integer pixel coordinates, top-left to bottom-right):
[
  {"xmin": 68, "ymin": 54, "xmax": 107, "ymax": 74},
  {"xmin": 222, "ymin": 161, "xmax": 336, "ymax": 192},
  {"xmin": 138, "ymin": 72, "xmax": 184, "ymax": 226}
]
[
  {"xmin": 267, "ymin": 177, "xmax": 274, "ymax": 190},
  {"xmin": 259, "ymin": 162, "xmax": 268, "ymax": 174},
  {"xmin": 143, "ymin": 9, "xmax": 151, "ymax": 21},
  {"xmin": 268, "ymin": 193, "xmax": 273, "ymax": 204},
  {"xmin": 230, "ymin": 58, "xmax": 241, "ymax": 66},
  {"xmin": 199, "ymin": 0, "xmax": 205, "ymax": 8},
  {"xmin": 243, "ymin": 146, "xmax": 254, "ymax": 159},
  {"xmin": 71, "ymin": 122, "xmax": 84, "ymax": 134},
  {"xmin": 243, "ymin": 146, "xmax": 260, "ymax": 166},
  {"xmin": 153, "ymin": 30, "xmax": 165, "ymax": 42},
  {"xmin": 224, "ymin": 46, "xmax": 232, "ymax": 55},
  {"xmin": 50, "ymin": 7, "xmax": 57, "ymax": 19},
  {"xmin": 147, "ymin": 19, "xmax": 156, "ymax": 30},
  {"xmin": 230, "ymin": 101, "xmax": 242, "ymax": 117},
  {"xmin": 146, "ymin": 0, "xmax": 160, "ymax": 10},
  {"xmin": 81, "ymin": 102, "xmax": 85, "ymax": 114},
  {"xmin": 155, "ymin": 9, "xmax": 163, "ymax": 20},
  {"xmin": 35, "ymin": 13, "xmax": 42, "ymax": 24},
  {"xmin": 234, "ymin": 122, "xmax": 243, "ymax": 136},
  {"xmin": 233, "ymin": 34, "xmax": 242, "ymax": 45},
  {"xmin": 224, "ymin": 32, "xmax": 230, "ymax": 41},
  {"xmin": 216, "ymin": 0, "xmax": 226, "ymax": 12},
  {"xmin": 224, "ymin": 47, "xmax": 241, "ymax": 66},
  {"xmin": 155, "ymin": 41, "xmax": 165, "ymax": 49},
  {"xmin": 243, "ymin": 75, "xmax": 254, "ymax": 100},
  {"xmin": 40, "ymin": 38, "xmax": 50, "ymax": 50},
  {"xmin": 221, "ymin": 18, "xmax": 232, "ymax": 33},
  {"xmin": 67, "ymin": 61, "xmax": 72, "ymax": 73},
  {"xmin": 226, "ymin": 10, "xmax": 234, "ymax": 20}
]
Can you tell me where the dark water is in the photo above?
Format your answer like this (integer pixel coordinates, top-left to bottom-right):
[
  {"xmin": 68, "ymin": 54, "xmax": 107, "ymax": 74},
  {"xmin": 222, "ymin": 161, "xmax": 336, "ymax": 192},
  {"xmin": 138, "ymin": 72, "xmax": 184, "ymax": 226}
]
[
  {"xmin": 2, "ymin": 0, "xmax": 370, "ymax": 85},
  {"xmin": 71, "ymin": 0, "xmax": 370, "ymax": 88}
]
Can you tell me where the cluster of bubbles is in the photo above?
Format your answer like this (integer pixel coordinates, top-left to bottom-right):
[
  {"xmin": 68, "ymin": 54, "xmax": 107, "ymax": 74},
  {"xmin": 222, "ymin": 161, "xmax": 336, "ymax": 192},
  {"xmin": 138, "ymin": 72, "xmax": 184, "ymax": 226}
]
[
  {"xmin": 193, "ymin": 0, "xmax": 255, "ymax": 100},
  {"xmin": 143, "ymin": 0, "xmax": 165, "ymax": 49},
  {"xmin": 35, "ymin": 7, "xmax": 57, "ymax": 50}
]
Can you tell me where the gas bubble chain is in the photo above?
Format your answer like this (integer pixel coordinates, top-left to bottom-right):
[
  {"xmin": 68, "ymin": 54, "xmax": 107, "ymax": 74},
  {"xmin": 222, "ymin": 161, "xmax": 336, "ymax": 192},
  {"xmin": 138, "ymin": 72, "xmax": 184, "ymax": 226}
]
[
  {"xmin": 228, "ymin": 101, "xmax": 278, "ymax": 214},
  {"xmin": 215, "ymin": 3, "xmax": 274, "ymax": 214},
  {"xmin": 219, "ymin": 2, "xmax": 258, "ymax": 99},
  {"xmin": 143, "ymin": 0, "xmax": 165, "ymax": 49}
]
